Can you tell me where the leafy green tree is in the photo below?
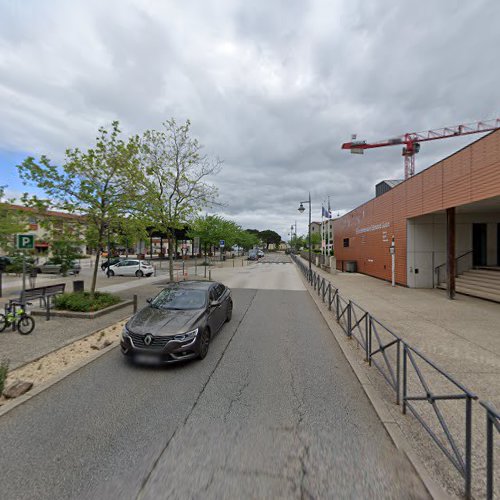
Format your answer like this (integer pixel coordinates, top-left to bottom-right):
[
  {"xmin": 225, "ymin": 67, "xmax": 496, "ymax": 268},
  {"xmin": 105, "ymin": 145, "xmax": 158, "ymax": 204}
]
[
  {"xmin": 258, "ymin": 229, "xmax": 281, "ymax": 250},
  {"xmin": 237, "ymin": 229, "xmax": 259, "ymax": 250},
  {"xmin": 18, "ymin": 121, "xmax": 142, "ymax": 294},
  {"xmin": 139, "ymin": 119, "xmax": 221, "ymax": 280},
  {"xmin": 188, "ymin": 215, "xmax": 242, "ymax": 260}
]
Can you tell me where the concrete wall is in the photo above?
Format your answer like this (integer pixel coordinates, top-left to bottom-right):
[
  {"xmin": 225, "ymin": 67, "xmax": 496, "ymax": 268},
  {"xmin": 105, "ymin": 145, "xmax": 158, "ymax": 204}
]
[{"xmin": 407, "ymin": 213, "xmax": 500, "ymax": 288}]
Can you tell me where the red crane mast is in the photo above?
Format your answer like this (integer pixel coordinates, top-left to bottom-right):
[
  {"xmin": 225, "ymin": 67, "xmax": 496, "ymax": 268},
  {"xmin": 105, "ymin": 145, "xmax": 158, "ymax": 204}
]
[{"xmin": 341, "ymin": 118, "xmax": 500, "ymax": 179}]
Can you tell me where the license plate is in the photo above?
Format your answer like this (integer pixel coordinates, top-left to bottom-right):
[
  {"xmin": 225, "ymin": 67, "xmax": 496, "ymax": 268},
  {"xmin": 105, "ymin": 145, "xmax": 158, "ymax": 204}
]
[{"xmin": 135, "ymin": 354, "xmax": 160, "ymax": 365}]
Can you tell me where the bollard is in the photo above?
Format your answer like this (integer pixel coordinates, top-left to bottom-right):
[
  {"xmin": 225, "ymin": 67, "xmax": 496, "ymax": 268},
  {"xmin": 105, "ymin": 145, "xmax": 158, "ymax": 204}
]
[
  {"xmin": 133, "ymin": 294, "xmax": 138, "ymax": 313},
  {"xmin": 233, "ymin": 259, "xmax": 235, "ymax": 268},
  {"xmin": 209, "ymin": 270, "xmax": 212, "ymax": 281}
]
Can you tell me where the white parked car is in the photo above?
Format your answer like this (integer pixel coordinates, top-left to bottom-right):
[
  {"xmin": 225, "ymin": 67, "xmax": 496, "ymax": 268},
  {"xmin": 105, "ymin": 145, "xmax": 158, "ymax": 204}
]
[{"xmin": 107, "ymin": 259, "xmax": 154, "ymax": 277}]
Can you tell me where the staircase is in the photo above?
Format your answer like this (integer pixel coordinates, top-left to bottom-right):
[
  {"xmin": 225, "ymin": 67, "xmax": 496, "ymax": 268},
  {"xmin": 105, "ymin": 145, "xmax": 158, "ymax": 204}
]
[{"xmin": 439, "ymin": 267, "xmax": 500, "ymax": 303}]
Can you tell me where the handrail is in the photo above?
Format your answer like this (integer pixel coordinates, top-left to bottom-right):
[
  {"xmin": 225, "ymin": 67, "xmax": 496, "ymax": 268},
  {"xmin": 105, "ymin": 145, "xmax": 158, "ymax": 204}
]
[
  {"xmin": 434, "ymin": 249, "xmax": 473, "ymax": 273},
  {"xmin": 479, "ymin": 401, "xmax": 500, "ymax": 500}
]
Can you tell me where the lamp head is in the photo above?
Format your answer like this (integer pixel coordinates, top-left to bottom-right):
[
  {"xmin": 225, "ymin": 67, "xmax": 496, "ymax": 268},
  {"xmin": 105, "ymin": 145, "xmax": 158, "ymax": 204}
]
[{"xmin": 298, "ymin": 203, "xmax": 305, "ymax": 213}]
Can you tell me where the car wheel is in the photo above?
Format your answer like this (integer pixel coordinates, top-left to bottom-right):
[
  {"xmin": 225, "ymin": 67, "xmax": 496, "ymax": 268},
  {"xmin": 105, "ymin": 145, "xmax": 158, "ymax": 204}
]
[
  {"xmin": 226, "ymin": 299, "xmax": 233, "ymax": 322},
  {"xmin": 135, "ymin": 270, "xmax": 144, "ymax": 277},
  {"xmin": 107, "ymin": 270, "xmax": 115, "ymax": 277},
  {"xmin": 197, "ymin": 328, "xmax": 210, "ymax": 360}
]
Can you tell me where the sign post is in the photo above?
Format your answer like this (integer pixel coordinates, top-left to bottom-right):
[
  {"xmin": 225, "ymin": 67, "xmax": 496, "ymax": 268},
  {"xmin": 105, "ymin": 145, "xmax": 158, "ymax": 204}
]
[
  {"xmin": 390, "ymin": 236, "xmax": 395, "ymax": 287},
  {"xmin": 16, "ymin": 234, "xmax": 35, "ymax": 303},
  {"xmin": 219, "ymin": 240, "xmax": 225, "ymax": 262}
]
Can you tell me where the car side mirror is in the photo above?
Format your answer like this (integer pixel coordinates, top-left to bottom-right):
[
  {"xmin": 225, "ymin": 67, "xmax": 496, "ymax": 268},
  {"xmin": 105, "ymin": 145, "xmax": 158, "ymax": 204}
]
[{"xmin": 146, "ymin": 298, "xmax": 152, "ymax": 304}]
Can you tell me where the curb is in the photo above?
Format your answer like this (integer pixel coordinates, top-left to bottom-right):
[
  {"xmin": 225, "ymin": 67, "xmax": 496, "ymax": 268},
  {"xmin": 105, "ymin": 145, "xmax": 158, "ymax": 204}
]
[
  {"xmin": 297, "ymin": 269, "xmax": 452, "ymax": 500},
  {"xmin": 0, "ymin": 339, "xmax": 120, "ymax": 419},
  {"xmin": 31, "ymin": 299, "xmax": 134, "ymax": 319}
]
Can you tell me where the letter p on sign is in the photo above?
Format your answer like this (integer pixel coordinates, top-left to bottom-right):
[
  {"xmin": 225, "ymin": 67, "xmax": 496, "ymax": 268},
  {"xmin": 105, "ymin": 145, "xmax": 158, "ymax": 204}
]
[{"xmin": 16, "ymin": 234, "xmax": 35, "ymax": 250}]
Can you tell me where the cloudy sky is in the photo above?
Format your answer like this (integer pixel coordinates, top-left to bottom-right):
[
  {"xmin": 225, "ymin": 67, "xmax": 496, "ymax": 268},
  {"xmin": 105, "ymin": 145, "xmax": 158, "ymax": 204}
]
[{"xmin": 1, "ymin": 0, "xmax": 499, "ymax": 239}]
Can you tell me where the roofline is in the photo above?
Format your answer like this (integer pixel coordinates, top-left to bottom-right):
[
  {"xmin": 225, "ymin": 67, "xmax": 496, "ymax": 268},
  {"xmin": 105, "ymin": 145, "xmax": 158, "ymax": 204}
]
[
  {"xmin": 336, "ymin": 129, "xmax": 500, "ymax": 221},
  {"xmin": 1, "ymin": 203, "xmax": 85, "ymax": 220}
]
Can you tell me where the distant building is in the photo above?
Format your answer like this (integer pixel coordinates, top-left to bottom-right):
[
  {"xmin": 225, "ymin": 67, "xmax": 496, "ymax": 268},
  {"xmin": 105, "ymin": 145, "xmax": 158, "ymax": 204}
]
[{"xmin": 0, "ymin": 204, "xmax": 86, "ymax": 255}]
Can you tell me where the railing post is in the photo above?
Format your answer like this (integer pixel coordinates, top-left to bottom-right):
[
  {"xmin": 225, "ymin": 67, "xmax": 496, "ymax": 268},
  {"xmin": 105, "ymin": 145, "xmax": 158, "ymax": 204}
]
[
  {"xmin": 364, "ymin": 313, "xmax": 369, "ymax": 361},
  {"xmin": 402, "ymin": 345, "xmax": 407, "ymax": 415},
  {"xmin": 465, "ymin": 396, "xmax": 472, "ymax": 499},
  {"xmin": 328, "ymin": 285, "xmax": 331, "ymax": 310},
  {"xmin": 368, "ymin": 316, "xmax": 372, "ymax": 366},
  {"xmin": 347, "ymin": 301, "xmax": 352, "ymax": 337},
  {"xmin": 336, "ymin": 293, "xmax": 339, "ymax": 320},
  {"xmin": 486, "ymin": 410, "xmax": 493, "ymax": 500},
  {"xmin": 396, "ymin": 340, "xmax": 401, "ymax": 405}
]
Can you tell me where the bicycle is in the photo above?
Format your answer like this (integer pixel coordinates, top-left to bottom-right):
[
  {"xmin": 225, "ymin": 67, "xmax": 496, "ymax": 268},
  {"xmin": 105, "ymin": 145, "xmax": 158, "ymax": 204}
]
[{"xmin": 0, "ymin": 302, "xmax": 35, "ymax": 335}]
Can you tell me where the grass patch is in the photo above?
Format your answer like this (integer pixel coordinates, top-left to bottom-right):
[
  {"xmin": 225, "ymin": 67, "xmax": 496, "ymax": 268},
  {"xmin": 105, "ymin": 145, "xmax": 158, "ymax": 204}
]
[
  {"xmin": 54, "ymin": 292, "xmax": 121, "ymax": 312},
  {"xmin": 0, "ymin": 359, "xmax": 9, "ymax": 395}
]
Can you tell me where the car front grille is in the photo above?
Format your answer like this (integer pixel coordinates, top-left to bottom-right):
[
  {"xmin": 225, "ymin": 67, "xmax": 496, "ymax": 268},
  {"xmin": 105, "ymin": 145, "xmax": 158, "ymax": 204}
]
[{"xmin": 127, "ymin": 331, "xmax": 174, "ymax": 349}]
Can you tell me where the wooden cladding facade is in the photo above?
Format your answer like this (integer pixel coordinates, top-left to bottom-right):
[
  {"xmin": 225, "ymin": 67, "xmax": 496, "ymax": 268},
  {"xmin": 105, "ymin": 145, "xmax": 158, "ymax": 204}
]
[{"xmin": 334, "ymin": 130, "xmax": 500, "ymax": 285}]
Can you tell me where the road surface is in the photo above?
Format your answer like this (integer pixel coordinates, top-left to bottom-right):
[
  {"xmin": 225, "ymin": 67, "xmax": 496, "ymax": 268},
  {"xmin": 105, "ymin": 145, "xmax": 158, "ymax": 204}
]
[{"xmin": 0, "ymin": 259, "xmax": 428, "ymax": 499}]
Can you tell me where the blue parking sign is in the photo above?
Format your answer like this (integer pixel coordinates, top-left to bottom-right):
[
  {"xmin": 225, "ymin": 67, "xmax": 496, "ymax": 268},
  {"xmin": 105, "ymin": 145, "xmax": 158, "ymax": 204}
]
[{"xmin": 220, "ymin": 240, "xmax": 225, "ymax": 247}]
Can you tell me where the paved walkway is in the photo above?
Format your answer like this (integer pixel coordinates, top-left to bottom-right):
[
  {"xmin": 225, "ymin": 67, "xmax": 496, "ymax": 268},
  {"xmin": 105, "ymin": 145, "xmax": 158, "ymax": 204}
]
[{"xmin": 303, "ymin": 257, "xmax": 500, "ymax": 407}]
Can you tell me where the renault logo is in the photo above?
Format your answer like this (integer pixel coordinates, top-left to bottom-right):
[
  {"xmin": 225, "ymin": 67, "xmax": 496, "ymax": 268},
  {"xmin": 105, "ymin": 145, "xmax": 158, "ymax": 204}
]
[{"xmin": 144, "ymin": 334, "xmax": 154, "ymax": 346}]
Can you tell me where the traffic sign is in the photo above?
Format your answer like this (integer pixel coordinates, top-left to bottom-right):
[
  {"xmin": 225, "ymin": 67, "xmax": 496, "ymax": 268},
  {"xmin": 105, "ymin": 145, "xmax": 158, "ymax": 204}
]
[
  {"xmin": 16, "ymin": 234, "xmax": 35, "ymax": 250},
  {"xmin": 219, "ymin": 240, "xmax": 225, "ymax": 247}
]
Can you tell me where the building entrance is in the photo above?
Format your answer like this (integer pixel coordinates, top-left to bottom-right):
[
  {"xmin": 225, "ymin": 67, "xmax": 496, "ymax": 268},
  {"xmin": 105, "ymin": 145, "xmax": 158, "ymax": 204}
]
[{"xmin": 472, "ymin": 223, "xmax": 487, "ymax": 266}]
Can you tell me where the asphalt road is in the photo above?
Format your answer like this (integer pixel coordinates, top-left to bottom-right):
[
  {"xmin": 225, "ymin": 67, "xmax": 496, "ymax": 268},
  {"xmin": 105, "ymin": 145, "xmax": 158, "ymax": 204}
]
[{"xmin": 0, "ymin": 263, "xmax": 428, "ymax": 499}]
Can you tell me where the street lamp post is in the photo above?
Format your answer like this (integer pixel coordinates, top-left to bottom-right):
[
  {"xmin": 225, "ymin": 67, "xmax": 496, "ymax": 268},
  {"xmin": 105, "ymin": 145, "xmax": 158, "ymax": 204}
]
[{"xmin": 298, "ymin": 192, "xmax": 312, "ymax": 279}]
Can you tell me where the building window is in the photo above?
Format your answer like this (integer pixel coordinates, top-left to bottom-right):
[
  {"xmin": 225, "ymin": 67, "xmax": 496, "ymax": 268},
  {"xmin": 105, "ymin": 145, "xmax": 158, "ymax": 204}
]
[{"xmin": 343, "ymin": 238, "xmax": 349, "ymax": 248}]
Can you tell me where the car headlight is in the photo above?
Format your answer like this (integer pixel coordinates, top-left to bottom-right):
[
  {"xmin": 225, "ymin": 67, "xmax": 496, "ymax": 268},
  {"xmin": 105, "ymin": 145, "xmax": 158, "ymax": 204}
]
[
  {"xmin": 121, "ymin": 325, "xmax": 130, "ymax": 340},
  {"xmin": 174, "ymin": 328, "xmax": 198, "ymax": 342}
]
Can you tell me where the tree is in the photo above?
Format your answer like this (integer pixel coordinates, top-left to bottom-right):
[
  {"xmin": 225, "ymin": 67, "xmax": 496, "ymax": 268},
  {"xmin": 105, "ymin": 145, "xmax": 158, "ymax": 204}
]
[
  {"xmin": 258, "ymin": 229, "xmax": 281, "ymax": 250},
  {"xmin": 238, "ymin": 229, "xmax": 259, "ymax": 250},
  {"xmin": 188, "ymin": 215, "xmax": 241, "ymax": 261},
  {"xmin": 18, "ymin": 121, "xmax": 142, "ymax": 294},
  {"xmin": 139, "ymin": 119, "xmax": 221, "ymax": 281}
]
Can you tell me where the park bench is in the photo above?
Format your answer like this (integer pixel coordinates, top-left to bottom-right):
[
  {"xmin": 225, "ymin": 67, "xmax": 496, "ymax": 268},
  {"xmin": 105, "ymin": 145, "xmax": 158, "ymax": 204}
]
[{"xmin": 9, "ymin": 283, "xmax": 66, "ymax": 320}]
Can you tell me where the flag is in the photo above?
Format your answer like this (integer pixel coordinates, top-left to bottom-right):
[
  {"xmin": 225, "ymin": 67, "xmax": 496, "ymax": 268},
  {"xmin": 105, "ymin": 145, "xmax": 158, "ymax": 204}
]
[{"xmin": 322, "ymin": 206, "xmax": 330, "ymax": 218}]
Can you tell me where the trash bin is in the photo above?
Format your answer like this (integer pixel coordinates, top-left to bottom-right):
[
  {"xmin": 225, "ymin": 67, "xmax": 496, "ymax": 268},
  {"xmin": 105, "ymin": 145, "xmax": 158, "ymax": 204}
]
[
  {"xmin": 73, "ymin": 280, "xmax": 84, "ymax": 293},
  {"xmin": 345, "ymin": 261, "xmax": 357, "ymax": 273}
]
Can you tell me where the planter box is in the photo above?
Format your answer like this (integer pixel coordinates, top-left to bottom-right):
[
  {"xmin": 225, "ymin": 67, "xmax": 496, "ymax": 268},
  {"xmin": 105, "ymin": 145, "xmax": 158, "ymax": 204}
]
[{"xmin": 32, "ymin": 299, "xmax": 134, "ymax": 319}]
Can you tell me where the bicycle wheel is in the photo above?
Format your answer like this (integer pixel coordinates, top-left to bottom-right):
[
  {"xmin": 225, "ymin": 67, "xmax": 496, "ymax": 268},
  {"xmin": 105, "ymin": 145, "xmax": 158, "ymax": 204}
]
[
  {"xmin": 17, "ymin": 315, "xmax": 35, "ymax": 335},
  {"xmin": 0, "ymin": 314, "xmax": 6, "ymax": 332}
]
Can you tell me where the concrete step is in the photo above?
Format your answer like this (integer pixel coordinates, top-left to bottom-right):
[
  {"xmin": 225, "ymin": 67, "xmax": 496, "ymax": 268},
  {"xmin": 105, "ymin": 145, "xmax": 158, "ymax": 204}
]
[
  {"xmin": 455, "ymin": 279, "xmax": 500, "ymax": 295},
  {"xmin": 465, "ymin": 269, "xmax": 500, "ymax": 279},
  {"xmin": 455, "ymin": 285, "xmax": 500, "ymax": 303},
  {"xmin": 457, "ymin": 276, "xmax": 500, "ymax": 290}
]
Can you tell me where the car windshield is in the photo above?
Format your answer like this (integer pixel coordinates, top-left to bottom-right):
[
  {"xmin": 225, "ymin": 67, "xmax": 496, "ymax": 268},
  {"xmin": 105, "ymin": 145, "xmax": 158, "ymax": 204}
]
[{"xmin": 151, "ymin": 288, "xmax": 206, "ymax": 310}]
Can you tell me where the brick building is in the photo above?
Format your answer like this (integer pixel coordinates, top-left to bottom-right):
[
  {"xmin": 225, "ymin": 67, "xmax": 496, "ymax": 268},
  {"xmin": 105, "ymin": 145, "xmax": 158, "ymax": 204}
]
[{"xmin": 334, "ymin": 130, "xmax": 500, "ymax": 296}]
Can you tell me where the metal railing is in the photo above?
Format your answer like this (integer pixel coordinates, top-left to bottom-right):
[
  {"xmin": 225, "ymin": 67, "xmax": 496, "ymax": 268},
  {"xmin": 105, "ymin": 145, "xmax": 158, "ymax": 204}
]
[
  {"xmin": 480, "ymin": 402, "xmax": 500, "ymax": 500},
  {"xmin": 291, "ymin": 253, "xmax": 489, "ymax": 498},
  {"xmin": 434, "ymin": 250, "xmax": 473, "ymax": 288}
]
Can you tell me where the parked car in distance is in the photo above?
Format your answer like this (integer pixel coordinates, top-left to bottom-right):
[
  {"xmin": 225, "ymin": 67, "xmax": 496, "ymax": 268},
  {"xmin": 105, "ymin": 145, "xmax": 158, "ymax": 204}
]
[
  {"xmin": 107, "ymin": 259, "xmax": 154, "ymax": 277},
  {"xmin": 101, "ymin": 257, "xmax": 123, "ymax": 271},
  {"xmin": 121, "ymin": 280, "xmax": 232, "ymax": 364},
  {"xmin": 36, "ymin": 259, "xmax": 81, "ymax": 275},
  {"xmin": 257, "ymin": 249, "xmax": 264, "ymax": 258},
  {"xmin": 247, "ymin": 249, "xmax": 258, "ymax": 261}
]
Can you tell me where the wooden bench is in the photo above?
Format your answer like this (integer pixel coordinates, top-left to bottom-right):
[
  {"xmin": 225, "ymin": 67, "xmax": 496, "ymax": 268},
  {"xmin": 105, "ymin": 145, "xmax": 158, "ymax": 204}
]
[{"xmin": 9, "ymin": 283, "xmax": 66, "ymax": 320}]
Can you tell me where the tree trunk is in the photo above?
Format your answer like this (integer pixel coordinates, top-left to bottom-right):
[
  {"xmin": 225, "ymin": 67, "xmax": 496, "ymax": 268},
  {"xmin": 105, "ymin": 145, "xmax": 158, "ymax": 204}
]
[{"xmin": 91, "ymin": 250, "xmax": 100, "ymax": 295}]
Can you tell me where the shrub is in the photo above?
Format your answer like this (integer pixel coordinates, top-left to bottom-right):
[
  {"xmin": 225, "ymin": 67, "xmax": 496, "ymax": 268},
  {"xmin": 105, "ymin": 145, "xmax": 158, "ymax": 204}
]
[
  {"xmin": 54, "ymin": 292, "xmax": 121, "ymax": 312},
  {"xmin": 0, "ymin": 359, "xmax": 9, "ymax": 395}
]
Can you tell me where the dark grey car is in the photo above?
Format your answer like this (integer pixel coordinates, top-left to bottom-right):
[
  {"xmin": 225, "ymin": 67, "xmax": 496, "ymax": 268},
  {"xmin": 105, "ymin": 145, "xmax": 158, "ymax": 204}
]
[{"xmin": 121, "ymin": 280, "xmax": 232, "ymax": 364}]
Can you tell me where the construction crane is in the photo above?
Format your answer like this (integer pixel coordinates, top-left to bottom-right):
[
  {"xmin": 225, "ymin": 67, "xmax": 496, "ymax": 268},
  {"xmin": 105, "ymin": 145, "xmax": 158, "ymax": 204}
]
[{"xmin": 341, "ymin": 118, "xmax": 500, "ymax": 179}]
